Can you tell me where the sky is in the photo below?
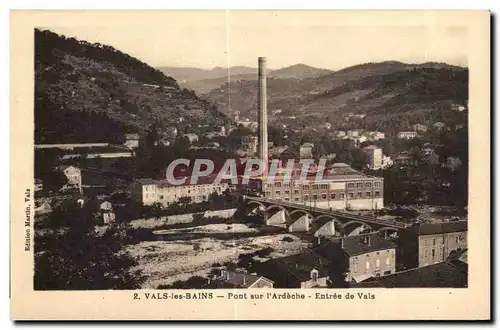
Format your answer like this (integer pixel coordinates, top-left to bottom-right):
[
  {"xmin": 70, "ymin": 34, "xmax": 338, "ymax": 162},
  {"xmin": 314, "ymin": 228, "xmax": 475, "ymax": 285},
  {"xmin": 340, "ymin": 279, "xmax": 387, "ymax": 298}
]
[{"xmin": 44, "ymin": 11, "xmax": 468, "ymax": 70}]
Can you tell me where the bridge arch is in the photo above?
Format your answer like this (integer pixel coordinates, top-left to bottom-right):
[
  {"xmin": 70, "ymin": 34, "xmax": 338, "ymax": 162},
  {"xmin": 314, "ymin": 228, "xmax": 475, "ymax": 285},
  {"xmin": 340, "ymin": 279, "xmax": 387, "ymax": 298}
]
[
  {"xmin": 247, "ymin": 200, "xmax": 265, "ymax": 210},
  {"xmin": 312, "ymin": 214, "xmax": 344, "ymax": 227},
  {"xmin": 342, "ymin": 220, "xmax": 375, "ymax": 236},
  {"xmin": 377, "ymin": 227, "xmax": 400, "ymax": 238},
  {"xmin": 266, "ymin": 204, "xmax": 289, "ymax": 216},
  {"xmin": 289, "ymin": 209, "xmax": 313, "ymax": 220}
]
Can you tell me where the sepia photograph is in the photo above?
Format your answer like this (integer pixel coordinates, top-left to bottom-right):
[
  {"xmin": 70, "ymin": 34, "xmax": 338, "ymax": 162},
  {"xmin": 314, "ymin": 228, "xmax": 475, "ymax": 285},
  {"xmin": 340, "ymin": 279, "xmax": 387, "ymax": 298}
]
[{"xmin": 11, "ymin": 10, "xmax": 490, "ymax": 320}]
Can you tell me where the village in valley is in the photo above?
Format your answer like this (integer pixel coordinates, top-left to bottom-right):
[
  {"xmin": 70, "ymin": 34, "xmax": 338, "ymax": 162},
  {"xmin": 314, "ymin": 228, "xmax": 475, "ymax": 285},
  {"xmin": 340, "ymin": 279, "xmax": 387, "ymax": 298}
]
[{"xmin": 34, "ymin": 28, "xmax": 468, "ymax": 290}]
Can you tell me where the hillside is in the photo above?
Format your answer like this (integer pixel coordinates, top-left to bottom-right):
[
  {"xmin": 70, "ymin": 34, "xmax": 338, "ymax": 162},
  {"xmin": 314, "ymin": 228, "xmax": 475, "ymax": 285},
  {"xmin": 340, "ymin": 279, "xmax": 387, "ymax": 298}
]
[
  {"xmin": 203, "ymin": 61, "xmax": 468, "ymax": 130},
  {"xmin": 268, "ymin": 64, "xmax": 332, "ymax": 80},
  {"xmin": 158, "ymin": 66, "xmax": 258, "ymax": 84},
  {"xmin": 35, "ymin": 29, "xmax": 226, "ymax": 144},
  {"xmin": 160, "ymin": 63, "xmax": 333, "ymax": 95}
]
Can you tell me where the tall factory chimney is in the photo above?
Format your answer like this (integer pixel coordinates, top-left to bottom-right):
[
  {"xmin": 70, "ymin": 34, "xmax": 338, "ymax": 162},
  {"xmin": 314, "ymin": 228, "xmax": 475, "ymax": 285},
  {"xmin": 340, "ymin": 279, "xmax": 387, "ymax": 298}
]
[{"xmin": 258, "ymin": 57, "xmax": 268, "ymax": 175}]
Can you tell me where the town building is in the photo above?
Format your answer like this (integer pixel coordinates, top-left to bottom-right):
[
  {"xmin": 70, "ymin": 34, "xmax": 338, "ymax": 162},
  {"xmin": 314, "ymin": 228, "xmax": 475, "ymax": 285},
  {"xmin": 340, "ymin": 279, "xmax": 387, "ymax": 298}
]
[
  {"xmin": 399, "ymin": 221, "xmax": 468, "ymax": 269},
  {"xmin": 249, "ymin": 163, "xmax": 384, "ymax": 210},
  {"xmin": 131, "ymin": 175, "xmax": 231, "ymax": 207},
  {"xmin": 362, "ymin": 145, "xmax": 383, "ymax": 170},
  {"xmin": 315, "ymin": 234, "xmax": 397, "ymax": 283},
  {"xmin": 352, "ymin": 259, "xmax": 468, "ymax": 288},
  {"xmin": 34, "ymin": 178, "xmax": 43, "ymax": 192},
  {"xmin": 394, "ymin": 152, "xmax": 418, "ymax": 167},
  {"xmin": 347, "ymin": 130, "xmax": 362, "ymax": 138},
  {"xmin": 241, "ymin": 135, "xmax": 258, "ymax": 155},
  {"xmin": 331, "ymin": 131, "xmax": 346, "ymax": 139},
  {"xmin": 55, "ymin": 165, "xmax": 82, "ymax": 193},
  {"xmin": 397, "ymin": 131, "xmax": 418, "ymax": 139},
  {"xmin": 433, "ymin": 122, "xmax": 447, "ymax": 130},
  {"xmin": 324, "ymin": 123, "xmax": 332, "ymax": 130},
  {"xmin": 34, "ymin": 200, "xmax": 52, "ymax": 216},
  {"xmin": 183, "ymin": 133, "xmax": 199, "ymax": 144},
  {"xmin": 124, "ymin": 133, "xmax": 139, "ymax": 149},
  {"xmin": 207, "ymin": 269, "xmax": 274, "ymax": 289},
  {"xmin": 412, "ymin": 124, "xmax": 428, "ymax": 133},
  {"xmin": 299, "ymin": 143, "xmax": 314, "ymax": 158},
  {"xmin": 99, "ymin": 201, "xmax": 116, "ymax": 224},
  {"xmin": 255, "ymin": 251, "xmax": 332, "ymax": 288},
  {"xmin": 381, "ymin": 155, "xmax": 393, "ymax": 169}
]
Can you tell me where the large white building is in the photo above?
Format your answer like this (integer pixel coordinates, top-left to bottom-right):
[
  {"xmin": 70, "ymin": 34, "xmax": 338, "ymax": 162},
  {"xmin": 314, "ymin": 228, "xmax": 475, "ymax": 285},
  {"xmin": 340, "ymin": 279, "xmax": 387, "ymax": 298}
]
[
  {"xmin": 131, "ymin": 176, "xmax": 231, "ymax": 206},
  {"xmin": 249, "ymin": 163, "xmax": 384, "ymax": 211},
  {"xmin": 363, "ymin": 145, "xmax": 383, "ymax": 170}
]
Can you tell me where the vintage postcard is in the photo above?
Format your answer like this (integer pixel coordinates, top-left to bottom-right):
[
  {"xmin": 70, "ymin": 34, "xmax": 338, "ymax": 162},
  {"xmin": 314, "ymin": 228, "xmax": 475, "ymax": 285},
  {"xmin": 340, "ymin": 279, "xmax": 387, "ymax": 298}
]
[{"xmin": 10, "ymin": 10, "xmax": 490, "ymax": 320}]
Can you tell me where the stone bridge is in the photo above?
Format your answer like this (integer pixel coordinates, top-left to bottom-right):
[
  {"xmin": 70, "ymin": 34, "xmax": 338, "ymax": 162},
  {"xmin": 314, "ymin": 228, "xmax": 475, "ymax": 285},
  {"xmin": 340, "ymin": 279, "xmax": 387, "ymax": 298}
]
[{"xmin": 243, "ymin": 196, "xmax": 408, "ymax": 237}]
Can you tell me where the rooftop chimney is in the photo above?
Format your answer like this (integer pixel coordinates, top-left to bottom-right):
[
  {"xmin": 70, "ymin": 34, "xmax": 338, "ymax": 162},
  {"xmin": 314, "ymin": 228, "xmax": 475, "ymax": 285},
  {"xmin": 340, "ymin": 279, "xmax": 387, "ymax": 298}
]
[
  {"xmin": 258, "ymin": 57, "xmax": 268, "ymax": 177},
  {"xmin": 363, "ymin": 235, "xmax": 371, "ymax": 246}
]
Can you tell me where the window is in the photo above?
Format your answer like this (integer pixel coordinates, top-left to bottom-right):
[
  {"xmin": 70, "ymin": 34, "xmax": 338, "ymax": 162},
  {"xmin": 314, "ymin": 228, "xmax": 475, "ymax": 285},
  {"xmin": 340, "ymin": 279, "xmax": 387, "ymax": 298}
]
[
  {"xmin": 313, "ymin": 194, "xmax": 318, "ymax": 200},
  {"xmin": 160, "ymin": 195, "xmax": 164, "ymax": 200},
  {"xmin": 375, "ymin": 191, "xmax": 380, "ymax": 197},
  {"xmin": 366, "ymin": 192, "xmax": 371, "ymax": 198},
  {"xmin": 365, "ymin": 182, "xmax": 372, "ymax": 188},
  {"xmin": 294, "ymin": 189, "xmax": 299, "ymax": 195},
  {"xmin": 348, "ymin": 193, "xmax": 354, "ymax": 198},
  {"xmin": 294, "ymin": 197, "xmax": 299, "ymax": 201},
  {"xmin": 275, "ymin": 182, "xmax": 282, "ymax": 188},
  {"xmin": 331, "ymin": 193, "xmax": 336, "ymax": 199},
  {"xmin": 303, "ymin": 185, "xmax": 310, "ymax": 191},
  {"xmin": 304, "ymin": 195, "xmax": 309, "ymax": 201},
  {"xmin": 322, "ymin": 194, "xmax": 327, "ymax": 200},
  {"xmin": 284, "ymin": 197, "xmax": 290, "ymax": 201},
  {"xmin": 357, "ymin": 192, "xmax": 363, "ymax": 198},
  {"xmin": 285, "ymin": 190, "xmax": 290, "ymax": 195},
  {"xmin": 347, "ymin": 182, "xmax": 355, "ymax": 188},
  {"xmin": 456, "ymin": 237, "xmax": 459, "ymax": 244},
  {"xmin": 266, "ymin": 191, "xmax": 272, "ymax": 196},
  {"xmin": 374, "ymin": 182, "xmax": 381, "ymax": 187},
  {"xmin": 357, "ymin": 182, "xmax": 364, "ymax": 188},
  {"xmin": 284, "ymin": 183, "xmax": 290, "ymax": 188},
  {"xmin": 340, "ymin": 193, "xmax": 345, "ymax": 199},
  {"xmin": 311, "ymin": 270, "xmax": 318, "ymax": 282},
  {"xmin": 433, "ymin": 239, "xmax": 436, "ymax": 246},
  {"xmin": 353, "ymin": 258, "xmax": 359, "ymax": 273},
  {"xmin": 275, "ymin": 191, "xmax": 280, "ymax": 196},
  {"xmin": 375, "ymin": 272, "xmax": 380, "ymax": 277},
  {"xmin": 432, "ymin": 249, "xmax": 435, "ymax": 259},
  {"xmin": 312, "ymin": 184, "xmax": 319, "ymax": 190}
]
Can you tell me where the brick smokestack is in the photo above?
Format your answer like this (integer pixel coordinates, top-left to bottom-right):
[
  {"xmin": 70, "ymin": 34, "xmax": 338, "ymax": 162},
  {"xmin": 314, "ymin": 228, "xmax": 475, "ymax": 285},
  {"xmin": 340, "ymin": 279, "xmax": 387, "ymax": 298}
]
[{"xmin": 258, "ymin": 57, "xmax": 268, "ymax": 176}]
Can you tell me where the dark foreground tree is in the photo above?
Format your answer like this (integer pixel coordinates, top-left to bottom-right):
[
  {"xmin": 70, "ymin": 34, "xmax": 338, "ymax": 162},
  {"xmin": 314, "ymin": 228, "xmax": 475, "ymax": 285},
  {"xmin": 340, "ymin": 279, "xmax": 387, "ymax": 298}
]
[{"xmin": 34, "ymin": 215, "xmax": 144, "ymax": 290}]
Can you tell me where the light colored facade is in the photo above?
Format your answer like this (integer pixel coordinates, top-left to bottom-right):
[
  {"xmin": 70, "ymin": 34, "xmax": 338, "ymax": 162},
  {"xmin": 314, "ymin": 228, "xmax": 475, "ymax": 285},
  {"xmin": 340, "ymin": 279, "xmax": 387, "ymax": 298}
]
[
  {"xmin": 124, "ymin": 134, "xmax": 139, "ymax": 149},
  {"xmin": 56, "ymin": 165, "xmax": 82, "ymax": 192},
  {"xmin": 418, "ymin": 230, "xmax": 467, "ymax": 267},
  {"xmin": 363, "ymin": 146, "xmax": 383, "ymax": 170},
  {"xmin": 343, "ymin": 234, "xmax": 398, "ymax": 283},
  {"xmin": 100, "ymin": 201, "xmax": 116, "ymax": 224},
  {"xmin": 412, "ymin": 124, "xmax": 428, "ymax": 132},
  {"xmin": 433, "ymin": 122, "xmax": 447, "ymax": 130},
  {"xmin": 241, "ymin": 136, "xmax": 258, "ymax": 155},
  {"xmin": 397, "ymin": 131, "xmax": 418, "ymax": 139},
  {"xmin": 347, "ymin": 248, "xmax": 397, "ymax": 282},
  {"xmin": 131, "ymin": 177, "xmax": 230, "ymax": 206},
  {"xmin": 183, "ymin": 134, "xmax": 199, "ymax": 143},
  {"xmin": 299, "ymin": 143, "xmax": 314, "ymax": 158}
]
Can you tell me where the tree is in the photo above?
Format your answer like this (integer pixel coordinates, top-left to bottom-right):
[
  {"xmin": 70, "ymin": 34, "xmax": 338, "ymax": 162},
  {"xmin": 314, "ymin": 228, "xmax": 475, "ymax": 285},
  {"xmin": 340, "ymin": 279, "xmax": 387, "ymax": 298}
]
[
  {"xmin": 42, "ymin": 170, "xmax": 68, "ymax": 193},
  {"xmin": 35, "ymin": 215, "xmax": 143, "ymax": 290}
]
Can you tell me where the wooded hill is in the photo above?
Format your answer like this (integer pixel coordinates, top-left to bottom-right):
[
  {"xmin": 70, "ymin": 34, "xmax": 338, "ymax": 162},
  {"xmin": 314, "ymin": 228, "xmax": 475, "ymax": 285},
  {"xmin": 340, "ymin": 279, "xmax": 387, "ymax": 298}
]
[{"xmin": 35, "ymin": 29, "xmax": 226, "ymax": 144}]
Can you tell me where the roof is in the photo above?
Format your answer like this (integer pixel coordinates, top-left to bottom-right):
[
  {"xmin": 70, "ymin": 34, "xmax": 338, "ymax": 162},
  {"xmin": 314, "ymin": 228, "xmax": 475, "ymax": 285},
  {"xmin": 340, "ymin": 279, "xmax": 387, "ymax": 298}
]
[
  {"xmin": 55, "ymin": 165, "xmax": 79, "ymax": 171},
  {"xmin": 258, "ymin": 251, "xmax": 331, "ymax": 283},
  {"xmin": 125, "ymin": 133, "xmax": 139, "ymax": 139},
  {"xmin": 342, "ymin": 233, "xmax": 398, "ymax": 257},
  {"xmin": 301, "ymin": 143, "xmax": 314, "ymax": 148},
  {"xmin": 135, "ymin": 175, "xmax": 232, "ymax": 187},
  {"xmin": 363, "ymin": 145, "xmax": 381, "ymax": 150},
  {"xmin": 352, "ymin": 261, "xmax": 468, "ymax": 288},
  {"xmin": 416, "ymin": 221, "xmax": 467, "ymax": 236},
  {"xmin": 219, "ymin": 271, "xmax": 272, "ymax": 288}
]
